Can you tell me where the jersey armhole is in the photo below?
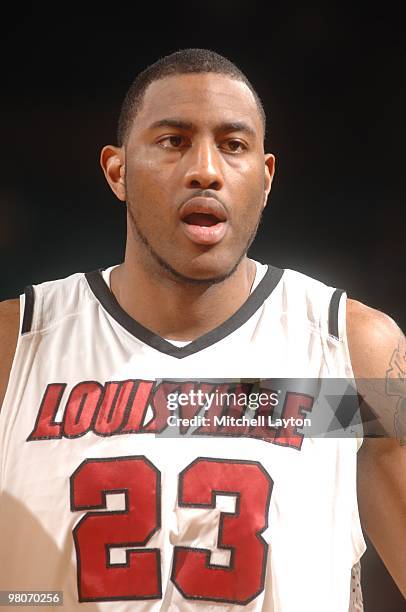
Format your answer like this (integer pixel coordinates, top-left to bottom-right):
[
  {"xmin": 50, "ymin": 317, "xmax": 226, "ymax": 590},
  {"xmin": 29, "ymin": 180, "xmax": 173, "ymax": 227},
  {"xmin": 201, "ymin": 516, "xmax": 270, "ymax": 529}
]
[
  {"xmin": 328, "ymin": 288, "xmax": 345, "ymax": 340},
  {"xmin": 332, "ymin": 290, "xmax": 364, "ymax": 453},
  {"xmin": 20, "ymin": 283, "xmax": 42, "ymax": 335},
  {"xmin": 21, "ymin": 286, "xmax": 35, "ymax": 333}
]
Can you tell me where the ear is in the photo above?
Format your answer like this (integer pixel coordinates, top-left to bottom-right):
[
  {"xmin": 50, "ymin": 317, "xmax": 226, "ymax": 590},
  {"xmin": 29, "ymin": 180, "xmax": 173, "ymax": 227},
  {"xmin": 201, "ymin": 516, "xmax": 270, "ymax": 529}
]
[
  {"xmin": 100, "ymin": 145, "xmax": 126, "ymax": 202},
  {"xmin": 263, "ymin": 153, "xmax": 276, "ymax": 208}
]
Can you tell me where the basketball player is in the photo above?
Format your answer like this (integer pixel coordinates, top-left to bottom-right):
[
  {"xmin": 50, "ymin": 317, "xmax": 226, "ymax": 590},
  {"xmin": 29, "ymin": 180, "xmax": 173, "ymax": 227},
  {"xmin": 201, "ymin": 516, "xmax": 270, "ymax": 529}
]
[{"xmin": 0, "ymin": 49, "xmax": 404, "ymax": 611}]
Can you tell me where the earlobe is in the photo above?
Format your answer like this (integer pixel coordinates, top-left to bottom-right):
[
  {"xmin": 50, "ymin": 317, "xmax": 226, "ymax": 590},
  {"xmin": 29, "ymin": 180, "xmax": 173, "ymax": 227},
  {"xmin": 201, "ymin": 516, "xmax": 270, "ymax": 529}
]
[
  {"xmin": 100, "ymin": 145, "xmax": 126, "ymax": 202},
  {"xmin": 263, "ymin": 153, "xmax": 276, "ymax": 206}
]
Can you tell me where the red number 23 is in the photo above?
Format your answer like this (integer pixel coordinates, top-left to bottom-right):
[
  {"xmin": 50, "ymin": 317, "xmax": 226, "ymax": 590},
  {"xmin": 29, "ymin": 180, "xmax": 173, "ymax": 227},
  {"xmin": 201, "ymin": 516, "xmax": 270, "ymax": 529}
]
[{"xmin": 70, "ymin": 456, "xmax": 273, "ymax": 605}]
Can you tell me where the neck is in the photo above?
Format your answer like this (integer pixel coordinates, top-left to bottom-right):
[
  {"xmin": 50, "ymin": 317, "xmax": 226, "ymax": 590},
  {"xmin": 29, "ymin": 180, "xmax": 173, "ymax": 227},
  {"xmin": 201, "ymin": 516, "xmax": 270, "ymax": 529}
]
[{"xmin": 110, "ymin": 252, "xmax": 257, "ymax": 342}]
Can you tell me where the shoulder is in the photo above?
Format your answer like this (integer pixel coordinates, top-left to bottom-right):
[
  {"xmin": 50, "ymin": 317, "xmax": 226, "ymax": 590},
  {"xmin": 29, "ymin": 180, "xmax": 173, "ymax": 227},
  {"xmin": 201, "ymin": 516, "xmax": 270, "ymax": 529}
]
[
  {"xmin": 346, "ymin": 298, "xmax": 404, "ymax": 379},
  {"xmin": 0, "ymin": 298, "xmax": 20, "ymax": 410},
  {"xmin": 346, "ymin": 298, "xmax": 405, "ymax": 449}
]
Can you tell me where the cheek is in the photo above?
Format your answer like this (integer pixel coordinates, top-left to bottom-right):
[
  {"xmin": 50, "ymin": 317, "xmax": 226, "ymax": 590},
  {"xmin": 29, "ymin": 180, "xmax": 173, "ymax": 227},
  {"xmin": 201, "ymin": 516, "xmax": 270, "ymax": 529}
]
[
  {"xmin": 237, "ymin": 173, "xmax": 265, "ymax": 220},
  {"xmin": 125, "ymin": 165, "xmax": 172, "ymax": 220}
]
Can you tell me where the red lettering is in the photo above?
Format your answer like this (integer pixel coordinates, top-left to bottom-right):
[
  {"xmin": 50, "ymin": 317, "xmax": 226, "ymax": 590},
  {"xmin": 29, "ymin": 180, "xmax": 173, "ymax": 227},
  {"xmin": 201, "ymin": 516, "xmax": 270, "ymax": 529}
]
[
  {"xmin": 28, "ymin": 380, "xmax": 313, "ymax": 452},
  {"xmin": 27, "ymin": 383, "xmax": 66, "ymax": 441},
  {"xmin": 273, "ymin": 392, "xmax": 314, "ymax": 450},
  {"xmin": 120, "ymin": 380, "xmax": 154, "ymax": 433},
  {"xmin": 63, "ymin": 382, "xmax": 103, "ymax": 438},
  {"xmin": 94, "ymin": 380, "xmax": 137, "ymax": 435},
  {"xmin": 141, "ymin": 382, "xmax": 179, "ymax": 433}
]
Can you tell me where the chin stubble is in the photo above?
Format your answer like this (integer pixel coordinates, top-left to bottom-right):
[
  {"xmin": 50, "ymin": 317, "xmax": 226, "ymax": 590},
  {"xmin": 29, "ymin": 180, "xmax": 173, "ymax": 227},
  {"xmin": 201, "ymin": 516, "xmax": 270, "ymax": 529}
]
[{"xmin": 126, "ymin": 201, "xmax": 263, "ymax": 286}]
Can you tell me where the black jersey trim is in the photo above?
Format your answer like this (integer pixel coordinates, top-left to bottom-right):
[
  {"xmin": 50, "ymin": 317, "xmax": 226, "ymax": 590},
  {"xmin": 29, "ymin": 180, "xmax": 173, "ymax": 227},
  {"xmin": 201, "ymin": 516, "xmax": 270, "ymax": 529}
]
[
  {"xmin": 328, "ymin": 288, "xmax": 345, "ymax": 340},
  {"xmin": 85, "ymin": 265, "xmax": 284, "ymax": 359},
  {"xmin": 21, "ymin": 285, "xmax": 35, "ymax": 334}
]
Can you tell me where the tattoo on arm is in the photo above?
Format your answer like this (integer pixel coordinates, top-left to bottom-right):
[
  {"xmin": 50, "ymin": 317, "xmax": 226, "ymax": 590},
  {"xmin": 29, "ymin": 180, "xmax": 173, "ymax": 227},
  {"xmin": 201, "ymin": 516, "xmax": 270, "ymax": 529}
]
[{"xmin": 386, "ymin": 337, "xmax": 406, "ymax": 446}]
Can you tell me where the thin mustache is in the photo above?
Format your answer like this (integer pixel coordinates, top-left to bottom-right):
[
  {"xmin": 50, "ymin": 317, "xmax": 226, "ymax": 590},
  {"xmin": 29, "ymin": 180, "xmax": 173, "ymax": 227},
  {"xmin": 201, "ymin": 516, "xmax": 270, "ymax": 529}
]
[{"xmin": 179, "ymin": 190, "xmax": 229, "ymax": 212}]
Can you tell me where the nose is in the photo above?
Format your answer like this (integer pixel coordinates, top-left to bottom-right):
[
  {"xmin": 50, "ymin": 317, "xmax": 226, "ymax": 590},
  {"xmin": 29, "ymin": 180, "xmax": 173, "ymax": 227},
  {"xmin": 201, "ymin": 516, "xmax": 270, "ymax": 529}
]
[{"xmin": 183, "ymin": 140, "xmax": 224, "ymax": 191}]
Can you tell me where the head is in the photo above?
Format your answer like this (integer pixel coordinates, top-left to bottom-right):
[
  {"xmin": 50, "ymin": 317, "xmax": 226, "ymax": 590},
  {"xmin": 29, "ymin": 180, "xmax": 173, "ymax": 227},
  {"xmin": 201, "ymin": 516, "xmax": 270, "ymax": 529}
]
[{"xmin": 101, "ymin": 48, "xmax": 275, "ymax": 284}]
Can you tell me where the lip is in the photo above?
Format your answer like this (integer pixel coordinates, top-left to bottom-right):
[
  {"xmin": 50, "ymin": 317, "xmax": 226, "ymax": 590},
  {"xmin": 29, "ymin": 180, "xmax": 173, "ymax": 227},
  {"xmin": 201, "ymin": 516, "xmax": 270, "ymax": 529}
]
[
  {"xmin": 179, "ymin": 197, "xmax": 228, "ymax": 222},
  {"xmin": 179, "ymin": 197, "xmax": 228, "ymax": 246}
]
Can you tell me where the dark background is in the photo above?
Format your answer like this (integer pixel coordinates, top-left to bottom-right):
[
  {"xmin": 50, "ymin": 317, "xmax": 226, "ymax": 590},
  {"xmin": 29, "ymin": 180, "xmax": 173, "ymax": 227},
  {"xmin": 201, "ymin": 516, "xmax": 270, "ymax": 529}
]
[{"xmin": 1, "ymin": 2, "xmax": 404, "ymax": 609}]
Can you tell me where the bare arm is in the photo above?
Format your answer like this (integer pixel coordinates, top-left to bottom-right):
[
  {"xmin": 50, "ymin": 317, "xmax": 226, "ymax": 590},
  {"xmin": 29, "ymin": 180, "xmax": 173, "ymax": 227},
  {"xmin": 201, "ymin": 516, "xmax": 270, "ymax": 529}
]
[
  {"xmin": 0, "ymin": 299, "xmax": 20, "ymax": 411},
  {"xmin": 347, "ymin": 298, "xmax": 406, "ymax": 597}
]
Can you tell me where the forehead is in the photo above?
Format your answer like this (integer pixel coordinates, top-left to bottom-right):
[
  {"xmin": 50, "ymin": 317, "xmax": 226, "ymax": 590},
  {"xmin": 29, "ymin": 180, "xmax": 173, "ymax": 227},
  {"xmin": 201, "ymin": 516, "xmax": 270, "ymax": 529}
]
[{"xmin": 132, "ymin": 73, "xmax": 262, "ymax": 134}]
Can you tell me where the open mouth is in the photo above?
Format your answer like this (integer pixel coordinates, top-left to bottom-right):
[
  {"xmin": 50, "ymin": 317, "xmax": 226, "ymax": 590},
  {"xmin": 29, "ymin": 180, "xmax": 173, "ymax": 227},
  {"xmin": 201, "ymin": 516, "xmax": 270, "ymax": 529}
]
[
  {"xmin": 179, "ymin": 198, "xmax": 228, "ymax": 245},
  {"xmin": 182, "ymin": 212, "xmax": 224, "ymax": 227}
]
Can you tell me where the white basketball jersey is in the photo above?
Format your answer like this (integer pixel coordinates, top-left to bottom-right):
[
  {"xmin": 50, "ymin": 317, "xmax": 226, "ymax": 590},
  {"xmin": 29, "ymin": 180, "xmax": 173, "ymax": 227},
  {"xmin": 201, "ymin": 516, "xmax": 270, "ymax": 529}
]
[{"xmin": 0, "ymin": 260, "xmax": 366, "ymax": 611}]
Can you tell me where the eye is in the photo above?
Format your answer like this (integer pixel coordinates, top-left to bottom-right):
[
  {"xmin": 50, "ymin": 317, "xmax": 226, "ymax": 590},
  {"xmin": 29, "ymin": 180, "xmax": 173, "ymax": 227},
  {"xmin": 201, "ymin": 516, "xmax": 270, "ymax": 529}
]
[
  {"xmin": 158, "ymin": 135, "xmax": 186, "ymax": 149},
  {"xmin": 222, "ymin": 139, "xmax": 247, "ymax": 153}
]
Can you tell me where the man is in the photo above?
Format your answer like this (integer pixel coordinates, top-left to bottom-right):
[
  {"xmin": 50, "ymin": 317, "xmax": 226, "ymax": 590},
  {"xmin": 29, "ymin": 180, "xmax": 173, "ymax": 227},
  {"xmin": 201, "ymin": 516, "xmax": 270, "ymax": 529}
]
[{"xmin": 0, "ymin": 49, "xmax": 404, "ymax": 611}]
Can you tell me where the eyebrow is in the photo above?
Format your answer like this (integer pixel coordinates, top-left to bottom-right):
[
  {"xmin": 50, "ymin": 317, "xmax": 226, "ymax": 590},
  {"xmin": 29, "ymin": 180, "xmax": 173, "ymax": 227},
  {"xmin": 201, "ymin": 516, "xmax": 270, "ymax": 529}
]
[{"xmin": 148, "ymin": 118, "xmax": 256, "ymax": 138}]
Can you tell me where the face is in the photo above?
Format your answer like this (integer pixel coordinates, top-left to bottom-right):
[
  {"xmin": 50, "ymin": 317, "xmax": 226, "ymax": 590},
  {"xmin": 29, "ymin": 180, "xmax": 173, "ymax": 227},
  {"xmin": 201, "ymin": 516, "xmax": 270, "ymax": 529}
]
[{"xmin": 103, "ymin": 73, "xmax": 275, "ymax": 283}]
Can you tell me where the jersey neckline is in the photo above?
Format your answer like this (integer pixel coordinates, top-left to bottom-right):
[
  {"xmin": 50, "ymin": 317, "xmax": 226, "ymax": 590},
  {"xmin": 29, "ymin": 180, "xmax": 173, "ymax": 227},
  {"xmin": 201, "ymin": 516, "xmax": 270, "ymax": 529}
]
[{"xmin": 84, "ymin": 265, "xmax": 284, "ymax": 359}]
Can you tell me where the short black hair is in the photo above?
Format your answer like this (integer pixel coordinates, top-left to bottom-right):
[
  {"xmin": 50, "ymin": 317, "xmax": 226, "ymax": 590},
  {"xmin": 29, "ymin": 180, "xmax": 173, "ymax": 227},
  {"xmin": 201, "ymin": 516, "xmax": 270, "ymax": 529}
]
[{"xmin": 117, "ymin": 48, "xmax": 266, "ymax": 146}]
